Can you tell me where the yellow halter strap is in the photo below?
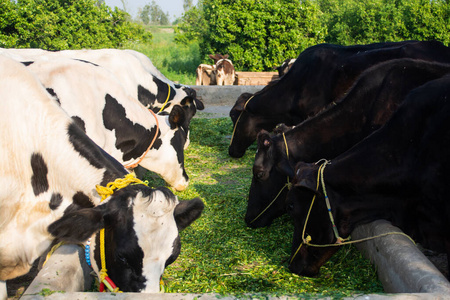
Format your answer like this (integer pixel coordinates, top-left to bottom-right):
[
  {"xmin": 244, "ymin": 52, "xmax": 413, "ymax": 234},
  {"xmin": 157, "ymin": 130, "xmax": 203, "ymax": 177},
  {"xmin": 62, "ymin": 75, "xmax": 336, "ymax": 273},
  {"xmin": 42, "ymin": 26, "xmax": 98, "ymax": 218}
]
[
  {"xmin": 230, "ymin": 95, "xmax": 255, "ymax": 146},
  {"xmin": 157, "ymin": 83, "xmax": 171, "ymax": 114},
  {"xmin": 95, "ymin": 174, "xmax": 148, "ymax": 292},
  {"xmin": 290, "ymin": 161, "xmax": 415, "ymax": 264},
  {"xmin": 122, "ymin": 108, "xmax": 159, "ymax": 170}
]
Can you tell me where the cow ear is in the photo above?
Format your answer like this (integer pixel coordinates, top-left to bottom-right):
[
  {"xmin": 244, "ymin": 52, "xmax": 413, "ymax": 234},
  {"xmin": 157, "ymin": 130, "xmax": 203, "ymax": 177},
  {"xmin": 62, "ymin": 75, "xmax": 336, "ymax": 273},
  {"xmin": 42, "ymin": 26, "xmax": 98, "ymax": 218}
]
[
  {"xmin": 194, "ymin": 98, "xmax": 205, "ymax": 110},
  {"xmin": 223, "ymin": 54, "xmax": 229, "ymax": 59},
  {"xmin": 292, "ymin": 162, "xmax": 318, "ymax": 193},
  {"xmin": 174, "ymin": 198, "xmax": 204, "ymax": 231},
  {"xmin": 47, "ymin": 207, "xmax": 105, "ymax": 243},
  {"xmin": 257, "ymin": 130, "xmax": 272, "ymax": 149},
  {"xmin": 234, "ymin": 92, "xmax": 253, "ymax": 112},
  {"xmin": 169, "ymin": 105, "xmax": 186, "ymax": 129},
  {"xmin": 273, "ymin": 123, "xmax": 293, "ymax": 134}
]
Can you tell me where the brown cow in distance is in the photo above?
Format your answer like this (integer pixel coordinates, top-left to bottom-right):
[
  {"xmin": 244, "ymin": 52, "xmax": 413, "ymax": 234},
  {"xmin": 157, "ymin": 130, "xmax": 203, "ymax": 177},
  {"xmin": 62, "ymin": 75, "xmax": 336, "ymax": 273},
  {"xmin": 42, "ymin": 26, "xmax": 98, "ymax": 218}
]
[{"xmin": 196, "ymin": 54, "xmax": 236, "ymax": 85}]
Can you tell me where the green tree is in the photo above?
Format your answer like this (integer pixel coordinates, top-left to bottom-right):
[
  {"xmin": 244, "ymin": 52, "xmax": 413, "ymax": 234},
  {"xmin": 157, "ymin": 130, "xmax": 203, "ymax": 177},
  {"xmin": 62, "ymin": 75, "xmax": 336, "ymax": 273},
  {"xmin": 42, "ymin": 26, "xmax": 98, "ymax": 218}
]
[
  {"xmin": 0, "ymin": 0, "xmax": 151, "ymax": 49},
  {"xmin": 317, "ymin": 0, "xmax": 450, "ymax": 45},
  {"xmin": 183, "ymin": 0, "xmax": 193, "ymax": 11},
  {"xmin": 195, "ymin": 0, "xmax": 327, "ymax": 71},
  {"xmin": 174, "ymin": 1, "xmax": 206, "ymax": 44},
  {"xmin": 140, "ymin": 1, "xmax": 170, "ymax": 25}
]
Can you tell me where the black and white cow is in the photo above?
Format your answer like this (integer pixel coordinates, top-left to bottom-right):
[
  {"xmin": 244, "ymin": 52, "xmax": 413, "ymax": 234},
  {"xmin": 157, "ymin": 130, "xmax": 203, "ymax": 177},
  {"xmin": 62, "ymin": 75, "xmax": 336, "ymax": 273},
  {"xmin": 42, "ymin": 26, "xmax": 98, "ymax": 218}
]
[
  {"xmin": 0, "ymin": 55, "xmax": 204, "ymax": 298},
  {"xmin": 0, "ymin": 48, "xmax": 204, "ymax": 149},
  {"xmin": 285, "ymin": 74, "xmax": 450, "ymax": 277},
  {"xmin": 23, "ymin": 57, "xmax": 190, "ymax": 191},
  {"xmin": 0, "ymin": 47, "xmax": 203, "ymax": 113},
  {"xmin": 229, "ymin": 40, "xmax": 450, "ymax": 158},
  {"xmin": 246, "ymin": 59, "xmax": 450, "ymax": 228}
]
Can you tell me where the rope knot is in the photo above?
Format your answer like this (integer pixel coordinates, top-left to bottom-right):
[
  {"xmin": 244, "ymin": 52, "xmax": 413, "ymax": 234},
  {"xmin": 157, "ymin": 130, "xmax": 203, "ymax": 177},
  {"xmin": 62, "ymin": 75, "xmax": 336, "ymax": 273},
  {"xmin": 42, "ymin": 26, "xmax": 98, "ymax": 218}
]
[
  {"xmin": 96, "ymin": 174, "xmax": 148, "ymax": 202},
  {"xmin": 287, "ymin": 182, "xmax": 292, "ymax": 190},
  {"xmin": 99, "ymin": 269, "xmax": 108, "ymax": 282},
  {"xmin": 303, "ymin": 235, "xmax": 312, "ymax": 244}
]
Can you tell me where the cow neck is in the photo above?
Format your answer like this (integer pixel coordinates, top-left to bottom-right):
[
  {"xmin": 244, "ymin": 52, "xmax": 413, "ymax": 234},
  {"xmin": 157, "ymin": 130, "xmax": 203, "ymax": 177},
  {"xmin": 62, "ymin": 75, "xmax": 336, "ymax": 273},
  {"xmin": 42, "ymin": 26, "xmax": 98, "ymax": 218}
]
[
  {"xmin": 290, "ymin": 161, "xmax": 415, "ymax": 264},
  {"xmin": 122, "ymin": 108, "xmax": 159, "ymax": 170}
]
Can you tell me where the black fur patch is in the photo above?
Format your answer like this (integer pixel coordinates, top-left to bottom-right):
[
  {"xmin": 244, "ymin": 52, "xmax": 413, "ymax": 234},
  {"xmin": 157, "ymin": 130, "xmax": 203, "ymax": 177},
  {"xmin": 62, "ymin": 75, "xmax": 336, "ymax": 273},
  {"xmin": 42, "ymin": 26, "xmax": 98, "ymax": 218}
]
[
  {"xmin": 46, "ymin": 88, "xmax": 61, "ymax": 105},
  {"xmin": 49, "ymin": 193, "xmax": 63, "ymax": 210},
  {"xmin": 74, "ymin": 59, "xmax": 99, "ymax": 67},
  {"xmin": 21, "ymin": 61, "xmax": 34, "ymax": 66},
  {"xmin": 153, "ymin": 77, "xmax": 175, "ymax": 104},
  {"xmin": 73, "ymin": 191, "xmax": 94, "ymax": 208},
  {"xmin": 71, "ymin": 116, "xmax": 86, "ymax": 133},
  {"xmin": 102, "ymin": 94, "xmax": 161, "ymax": 162},
  {"xmin": 137, "ymin": 85, "xmax": 156, "ymax": 108},
  {"xmin": 30, "ymin": 153, "xmax": 49, "ymax": 196},
  {"xmin": 67, "ymin": 122, "xmax": 127, "ymax": 185}
]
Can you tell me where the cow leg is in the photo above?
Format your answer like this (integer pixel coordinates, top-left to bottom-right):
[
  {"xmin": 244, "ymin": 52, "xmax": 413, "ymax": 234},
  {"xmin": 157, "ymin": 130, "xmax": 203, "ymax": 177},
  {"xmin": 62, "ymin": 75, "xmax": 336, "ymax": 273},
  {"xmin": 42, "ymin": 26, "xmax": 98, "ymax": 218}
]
[{"xmin": 1, "ymin": 280, "xmax": 6, "ymax": 300}]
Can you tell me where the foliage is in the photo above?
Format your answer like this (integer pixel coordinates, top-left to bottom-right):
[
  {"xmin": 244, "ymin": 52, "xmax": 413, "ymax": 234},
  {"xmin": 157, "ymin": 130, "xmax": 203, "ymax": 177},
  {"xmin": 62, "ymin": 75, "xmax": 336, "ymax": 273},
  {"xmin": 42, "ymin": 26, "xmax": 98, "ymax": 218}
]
[
  {"xmin": 142, "ymin": 118, "xmax": 384, "ymax": 296},
  {"xmin": 318, "ymin": 0, "xmax": 450, "ymax": 45},
  {"xmin": 128, "ymin": 26, "xmax": 200, "ymax": 85},
  {"xmin": 176, "ymin": 0, "xmax": 327, "ymax": 71},
  {"xmin": 174, "ymin": 5, "xmax": 206, "ymax": 44},
  {"xmin": 176, "ymin": 0, "xmax": 450, "ymax": 71},
  {"xmin": 0, "ymin": 0, "xmax": 151, "ymax": 49},
  {"xmin": 139, "ymin": 1, "xmax": 170, "ymax": 25}
]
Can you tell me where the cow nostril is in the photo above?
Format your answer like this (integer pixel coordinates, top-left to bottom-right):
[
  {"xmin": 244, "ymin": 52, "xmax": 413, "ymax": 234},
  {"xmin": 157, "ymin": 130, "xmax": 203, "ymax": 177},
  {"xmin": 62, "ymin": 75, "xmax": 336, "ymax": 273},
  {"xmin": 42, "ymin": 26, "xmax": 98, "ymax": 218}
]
[{"xmin": 256, "ymin": 172, "xmax": 265, "ymax": 180}]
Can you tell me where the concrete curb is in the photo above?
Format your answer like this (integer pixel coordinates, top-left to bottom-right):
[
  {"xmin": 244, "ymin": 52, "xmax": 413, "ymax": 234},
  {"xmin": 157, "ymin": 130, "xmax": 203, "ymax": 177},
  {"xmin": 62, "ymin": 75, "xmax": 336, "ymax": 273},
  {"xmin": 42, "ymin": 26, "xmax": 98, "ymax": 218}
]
[
  {"xmin": 353, "ymin": 220, "xmax": 450, "ymax": 294},
  {"xmin": 190, "ymin": 85, "xmax": 265, "ymax": 106}
]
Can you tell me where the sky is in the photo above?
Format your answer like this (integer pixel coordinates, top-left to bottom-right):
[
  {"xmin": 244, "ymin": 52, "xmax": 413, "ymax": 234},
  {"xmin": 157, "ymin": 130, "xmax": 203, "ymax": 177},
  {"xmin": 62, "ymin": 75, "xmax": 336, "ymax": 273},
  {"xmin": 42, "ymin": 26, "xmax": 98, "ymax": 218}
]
[{"xmin": 104, "ymin": 0, "xmax": 198, "ymax": 22}]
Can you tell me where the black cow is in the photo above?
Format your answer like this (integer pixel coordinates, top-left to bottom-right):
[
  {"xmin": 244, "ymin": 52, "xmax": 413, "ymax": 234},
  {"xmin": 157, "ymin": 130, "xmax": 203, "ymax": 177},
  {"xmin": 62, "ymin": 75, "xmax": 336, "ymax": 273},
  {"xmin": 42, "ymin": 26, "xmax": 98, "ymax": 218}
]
[
  {"xmin": 285, "ymin": 75, "xmax": 450, "ymax": 277},
  {"xmin": 245, "ymin": 59, "xmax": 450, "ymax": 228},
  {"xmin": 229, "ymin": 40, "xmax": 450, "ymax": 158}
]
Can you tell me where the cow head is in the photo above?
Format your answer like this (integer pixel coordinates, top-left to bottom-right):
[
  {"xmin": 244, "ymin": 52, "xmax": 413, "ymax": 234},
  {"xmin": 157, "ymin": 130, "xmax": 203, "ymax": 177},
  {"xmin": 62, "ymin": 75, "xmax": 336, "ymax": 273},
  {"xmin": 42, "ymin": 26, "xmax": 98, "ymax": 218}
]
[
  {"xmin": 48, "ymin": 185, "xmax": 204, "ymax": 292},
  {"xmin": 245, "ymin": 130, "xmax": 294, "ymax": 228},
  {"xmin": 229, "ymin": 92, "xmax": 260, "ymax": 158},
  {"xmin": 140, "ymin": 105, "xmax": 190, "ymax": 191},
  {"xmin": 210, "ymin": 54, "xmax": 235, "ymax": 86},
  {"xmin": 285, "ymin": 162, "xmax": 340, "ymax": 277}
]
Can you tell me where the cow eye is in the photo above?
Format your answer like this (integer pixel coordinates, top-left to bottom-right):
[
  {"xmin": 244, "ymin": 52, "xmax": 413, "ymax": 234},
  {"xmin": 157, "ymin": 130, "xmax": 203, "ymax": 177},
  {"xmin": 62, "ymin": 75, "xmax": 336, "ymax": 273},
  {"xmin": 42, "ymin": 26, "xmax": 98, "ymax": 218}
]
[{"xmin": 256, "ymin": 171, "xmax": 265, "ymax": 180}]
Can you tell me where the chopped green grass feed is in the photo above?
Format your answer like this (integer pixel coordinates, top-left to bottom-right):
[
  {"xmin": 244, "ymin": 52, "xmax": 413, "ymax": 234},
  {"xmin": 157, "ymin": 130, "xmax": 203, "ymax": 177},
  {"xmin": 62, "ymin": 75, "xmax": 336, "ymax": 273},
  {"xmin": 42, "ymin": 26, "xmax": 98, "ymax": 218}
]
[{"xmin": 143, "ymin": 118, "xmax": 383, "ymax": 298}]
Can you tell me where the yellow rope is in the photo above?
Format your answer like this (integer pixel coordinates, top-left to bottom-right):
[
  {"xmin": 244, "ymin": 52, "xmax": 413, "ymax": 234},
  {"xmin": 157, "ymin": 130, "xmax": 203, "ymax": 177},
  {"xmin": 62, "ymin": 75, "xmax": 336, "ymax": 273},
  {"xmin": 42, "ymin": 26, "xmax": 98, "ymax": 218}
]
[
  {"xmin": 123, "ymin": 109, "xmax": 159, "ymax": 170},
  {"xmin": 157, "ymin": 83, "xmax": 171, "ymax": 114},
  {"xmin": 290, "ymin": 161, "xmax": 416, "ymax": 264},
  {"xmin": 250, "ymin": 183, "xmax": 290, "ymax": 224},
  {"xmin": 95, "ymin": 173, "xmax": 148, "ymax": 201},
  {"xmin": 230, "ymin": 95, "xmax": 255, "ymax": 145},
  {"xmin": 95, "ymin": 174, "xmax": 148, "ymax": 293},
  {"xmin": 42, "ymin": 242, "xmax": 65, "ymax": 267},
  {"xmin": 99, "ymin": 228, "xmax": 107, "ymax": 281}
]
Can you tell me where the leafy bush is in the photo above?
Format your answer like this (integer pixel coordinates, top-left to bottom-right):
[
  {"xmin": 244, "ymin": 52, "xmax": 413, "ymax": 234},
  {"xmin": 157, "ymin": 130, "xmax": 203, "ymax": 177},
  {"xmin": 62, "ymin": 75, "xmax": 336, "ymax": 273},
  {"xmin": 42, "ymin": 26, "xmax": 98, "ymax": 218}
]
[
  {"xmin": 0, "ymin": 0, "xmax": 152, "ymax": 49},
  {"xmin": 176, "ymin": 0, "xmax": 450, "ymax": 71},
  {"xmin": 320, "ymin": 0, "xmax": 450, "ymax": 45},
  {"xmin": 176, "ymin": 0, "xmax": 327, "ymax": 71}
]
